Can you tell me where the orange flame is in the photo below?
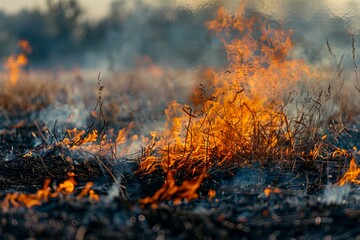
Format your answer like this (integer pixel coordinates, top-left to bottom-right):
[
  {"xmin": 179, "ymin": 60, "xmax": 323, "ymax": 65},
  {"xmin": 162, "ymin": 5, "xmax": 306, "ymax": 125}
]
[
  {"xmin": 76, "ymin": 182, "xmax": 94, "ymax": 199},
  {"xmin": 140, "ymin": 170, "xmax": 206, "ymax": 207},
  {"xmin": 138, "ymin": 5, "xmax": 317, "ymax": 204},
  {"xmin": 264, "ymin": 187, "xmax": 281, "ymax": 197},
  {"xmin": 3, "ymin": 40, "xmax": 31, "ymax": 86},
  {"xmin": 208, "ymin": 189, "xmax": 216, "ymax": 200},
  {"xmin": 63, "ymin": 128, "xmax": 98, "ymax": 147},
  {"xmin": 339, "ymin": 157, "xmax": 360, "ymax": 186},
  {"xmin": 60, "ymin": 123, "xmax": 136, "ymax": 157},
  {"xmin": 1, "ymin": 173, "xmax": 99, "ymax": 210},
  {"xmin": 56, "ymin": 179, "xmax": 76, "ymax": 194}
]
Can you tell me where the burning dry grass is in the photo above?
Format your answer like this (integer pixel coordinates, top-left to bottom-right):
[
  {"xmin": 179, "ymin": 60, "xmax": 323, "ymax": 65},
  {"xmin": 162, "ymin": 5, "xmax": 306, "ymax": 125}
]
[
  {"xmin": 3, "ymin": 40, "xmax": 32, "ymax": 86},
  {"xmin": 1, "ymin": 172, "xmax": 99, "ymax": 211},
  {"xmin": 2, "ymin": 4, "xmax": 360, "ymax": 213},
  {"xmin": 339, "ymin": 155, "xmax": 360, "ymax": 186},
  {"xmin": 3, "ymin": 5, "xmax": 360, "ymax": 240},
  {"xmin": 0, "ymin": 40, "xmax": 63, "ymax": 116},
  {"xmin": 134, "ymin": 6, "xmax": 341, "ymax": 205}
]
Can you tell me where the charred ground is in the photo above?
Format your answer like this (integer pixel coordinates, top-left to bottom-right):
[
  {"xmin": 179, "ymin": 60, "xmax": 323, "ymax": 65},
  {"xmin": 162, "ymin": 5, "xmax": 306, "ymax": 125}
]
[{"xmin": 1, "ymin": 114, "xmax": 360, "ymax": 239}]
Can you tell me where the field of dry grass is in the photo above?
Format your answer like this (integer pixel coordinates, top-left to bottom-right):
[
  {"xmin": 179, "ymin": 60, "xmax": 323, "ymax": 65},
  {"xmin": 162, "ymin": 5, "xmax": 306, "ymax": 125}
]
[{"xmin": 2, "ymin": 5, "xmax": 360, "ymax": 239}]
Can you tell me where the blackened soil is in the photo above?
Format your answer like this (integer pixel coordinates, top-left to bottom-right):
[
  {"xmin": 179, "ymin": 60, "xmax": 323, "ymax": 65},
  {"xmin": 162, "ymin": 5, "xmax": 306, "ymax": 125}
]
[
  {"xmin": 2, "ymin": 185, "xmax": 360, "ymax": 240},
  {"xmin": 1, "ymin": 120, "xmax": 360, "ymax": 239}
]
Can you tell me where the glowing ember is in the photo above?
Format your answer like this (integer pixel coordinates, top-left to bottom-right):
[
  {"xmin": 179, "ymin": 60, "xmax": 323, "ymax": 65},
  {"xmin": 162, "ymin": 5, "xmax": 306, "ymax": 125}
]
[
  {"xmin": 138, "ymin": 5, "xmax": 317, "ymax": 204},
  {"xmin": 18, "ymin": 40, "xmax": 32, "ymax": 54},
  {"xmin": 208, "ymin": 189, "xmax": 216, "ymax": 200},
  {"xmin": 264, "ymin": 187, "xmax": 281, "ymax": 197}
]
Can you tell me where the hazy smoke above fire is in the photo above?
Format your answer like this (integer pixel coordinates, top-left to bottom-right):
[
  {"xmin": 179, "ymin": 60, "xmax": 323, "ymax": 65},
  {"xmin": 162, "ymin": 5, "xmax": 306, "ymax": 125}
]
[{"xmin": 0, "ymin": 0, "xmax": 359, "ymax": 69}]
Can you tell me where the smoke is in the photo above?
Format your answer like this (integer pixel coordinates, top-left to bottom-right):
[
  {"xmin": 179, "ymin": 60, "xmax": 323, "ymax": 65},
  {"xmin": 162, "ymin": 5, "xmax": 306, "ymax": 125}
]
[
  {"xmin": 37, "ymin": 103, "xmax": 88, "ymax": 130},
  {"xmin": 222, "ymin": 166, "xmax": 265, "ymax": 187},
  {"xmin": 60, "ymin": 0, "xmax": 360, "ymax": 70},
  {"xmin": 84, "ymin": 0, "xmax": 225, "ymax": 70},
  {"xmin": 321, "ymin": 184, "xmax": 350, "ymax": 205},
  {"xmin": 3, "ymin": 0, "xmax": 360, "ymax": 142},
  {"xmin": 252, "ymin": 0, "xmax": 360, "ymax": 66},
  {"xmin": 2, "ymin": 0, "xmax": 359, "ymax": 70}
]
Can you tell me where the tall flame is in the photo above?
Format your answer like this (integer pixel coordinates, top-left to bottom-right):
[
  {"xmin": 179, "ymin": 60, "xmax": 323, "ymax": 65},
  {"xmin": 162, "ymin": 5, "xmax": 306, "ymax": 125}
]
[{"xmin": 138, "ymin": 5, "xmax": 318, "ymax": 204}]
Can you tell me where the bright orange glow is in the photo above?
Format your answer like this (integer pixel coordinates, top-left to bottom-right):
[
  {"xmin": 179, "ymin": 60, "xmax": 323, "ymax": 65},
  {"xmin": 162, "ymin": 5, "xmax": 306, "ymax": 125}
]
[
  {"xmin": 264, "ymin": 187, "xmax": 281, "ymax": 197},
  {"xmin": 57, "ymin": 179, "xmax": 76, "ymax": 194},
  {"xmin": 116, "ymin": 122, "xmax": 135, "ymax": 145},
  {"xmin": 76, "ymin": 182, "xmax": 94, "ymax": 199},
  {"xmin": 89, "ymin": 190, "xmax": 100, "ymax": 202},
  {"xmin": 339, "ymin": 157, "xmax": 360, "ymax": 186},
  {"xmin": 1, "ymin": 174, "xmax": 99, "ymax": 210},
  {"xmin": 208, "ymin": 189, "xmax": 216, "ymax": 200},
  {"xmin": 140, "ymin": 170, "xmax": 206, "ymax": 207},
  {"xmin": 63, "ymin": 128, "xmax": 98, "ymax": 147},
  {"xmin": 3, "ymin": 40, "xmax": 31, "ymax": 86},
  {"xmin": 332, "ymin": 148, "xmax": 349, "ymax": 158},
  {"xmin": 60, "ymin": 123, "xmax": 135, "ymax": 157}
]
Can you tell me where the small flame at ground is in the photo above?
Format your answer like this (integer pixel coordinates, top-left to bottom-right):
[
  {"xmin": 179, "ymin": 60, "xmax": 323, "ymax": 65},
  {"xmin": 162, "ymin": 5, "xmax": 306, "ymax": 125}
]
[
  {"xmin": 140, "ymin": 170, "xmax": 206, "ymax": 208},
  {"xmin": 264, "ymin": 187, "xmax": 281, "ymax": 197},
  {"xmin": 1, "ymin": 172, "xmax": 99, "ymax": 211},
  {"xmin": 59, "ymin": 122, "xmax": 137, "ymax": 157},
  {"xmin": 339, "ymin": 157, "xmax": 360, "ymax": 186}
]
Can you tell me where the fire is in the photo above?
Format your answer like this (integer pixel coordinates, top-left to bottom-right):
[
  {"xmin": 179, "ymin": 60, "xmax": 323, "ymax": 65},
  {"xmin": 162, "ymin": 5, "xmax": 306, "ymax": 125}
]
[
  {"xmin": 1, "ymin": 118, "xmax": 135, "ymax": 210},
  {"xmin": 62, "ymin": 128, "xmax": 98, "ymax": 147},
  {"xmin": 1, "ymin": 172, "xmax": 99, "ymax": 210},
  {"xmin": 208, "ymin": 189, "xmax": 216, "ymax": 200},
  {"xmin": 140, "ymin": 170, "xmax": 206, "ymax": 208},
  {"xmin": 339, "ymin": 157, "xmax": 360, "ymax": 186},
  {"xmin": 138, "ymin": 5, "xmax": 317, "ymax": 204},
  {"xmin": 264, "ymin": 187, "xmax": 281, "ymax": 197},
  {"xmin": 57, "ymin": 179, "xmax": 76, "ymax": 194},
  {"xmin": 3, "ymin": 40, "xmax": 32, "ymax": 86},
  {"xmin": 60, "ymin": 123, "xmax": 136, "ymax": 157},
  {"xmin": 18, "ymin": 40, "xmax": 32, "ymax": 54}
]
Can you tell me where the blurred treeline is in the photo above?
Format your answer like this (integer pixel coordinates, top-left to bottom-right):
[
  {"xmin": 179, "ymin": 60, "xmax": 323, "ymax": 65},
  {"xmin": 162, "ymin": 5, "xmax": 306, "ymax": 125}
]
[
  {"xmin": 0, "ymin": 0, "xmax": 223, "ymax": 69},
  {"xmin": 0, "ymin": 0, "xmax": 356, "ymax": 70}
]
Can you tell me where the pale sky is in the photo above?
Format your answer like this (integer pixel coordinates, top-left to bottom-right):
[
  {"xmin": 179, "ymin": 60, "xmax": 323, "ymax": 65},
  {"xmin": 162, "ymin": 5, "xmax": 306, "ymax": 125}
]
[
  {"xmin": 0, "ymin": 0, "xmax": 208, "ymax": 19},
  {"xmin": 0, "ymin": 0, "xmax": 356, "ymax": 20},
  {"xmin": 0, "ymin": 0, "xmax": 115, "ymax": 19}
]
